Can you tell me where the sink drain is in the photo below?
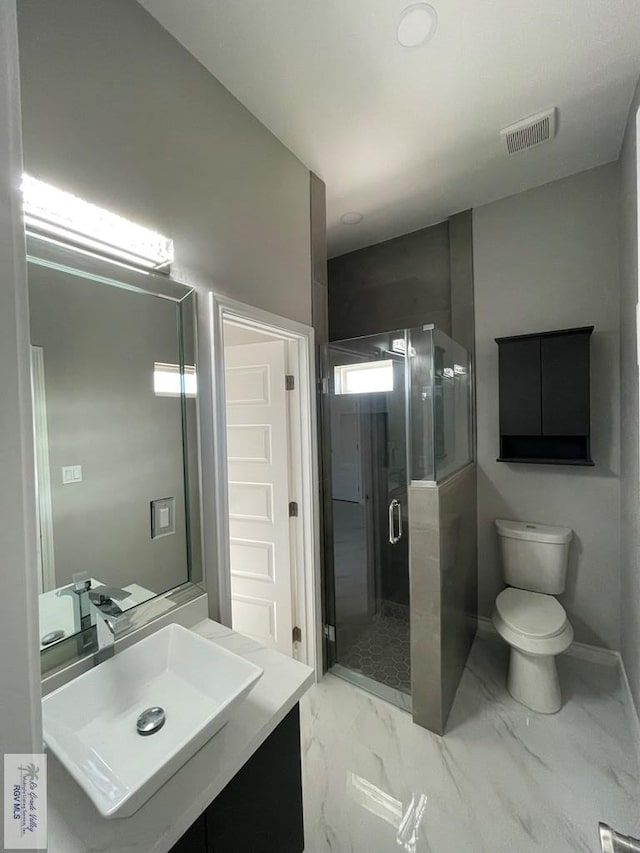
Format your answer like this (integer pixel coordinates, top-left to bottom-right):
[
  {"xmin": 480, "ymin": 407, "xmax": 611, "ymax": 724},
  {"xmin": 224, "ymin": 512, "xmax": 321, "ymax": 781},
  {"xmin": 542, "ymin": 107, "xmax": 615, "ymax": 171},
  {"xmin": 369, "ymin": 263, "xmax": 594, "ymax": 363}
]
[
  {"xmin": 41, "ymin": 629, "xmax": 65, "ymax": 646},
  {"xmin": 136, "ymin": 706, "xmax": 166, "ymax": 736}
]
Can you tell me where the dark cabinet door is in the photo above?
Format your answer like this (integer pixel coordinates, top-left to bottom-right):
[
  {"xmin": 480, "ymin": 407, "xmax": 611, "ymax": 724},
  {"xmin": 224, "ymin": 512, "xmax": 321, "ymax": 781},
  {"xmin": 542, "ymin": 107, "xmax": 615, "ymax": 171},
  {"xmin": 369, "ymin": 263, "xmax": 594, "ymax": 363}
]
[
  {"xmin": 498, "ymin": 338, "xmax": 541, "ymax": 435},
  {"xmin": 169, "ymin": 704, "xmax": 304, "ymax": 853},
  {"xmin": 206, "ymin": 705, "xmax": 304, "ymax": 853},
  {"xmin": 541, "ymin": 331, "xmax": 590, "ymax": 435},
  {"xmin": 169, "ymin": 813, "xmax": 207, "ymax": 853}
]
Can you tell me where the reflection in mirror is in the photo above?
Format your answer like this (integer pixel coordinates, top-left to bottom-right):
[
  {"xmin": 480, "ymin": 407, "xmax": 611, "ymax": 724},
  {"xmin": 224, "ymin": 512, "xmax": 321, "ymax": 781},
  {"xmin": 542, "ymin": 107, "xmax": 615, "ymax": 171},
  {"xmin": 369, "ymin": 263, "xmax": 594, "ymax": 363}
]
[{"xmin": 28, "ymin": 238, "xmax": 202, "ymax": 666}]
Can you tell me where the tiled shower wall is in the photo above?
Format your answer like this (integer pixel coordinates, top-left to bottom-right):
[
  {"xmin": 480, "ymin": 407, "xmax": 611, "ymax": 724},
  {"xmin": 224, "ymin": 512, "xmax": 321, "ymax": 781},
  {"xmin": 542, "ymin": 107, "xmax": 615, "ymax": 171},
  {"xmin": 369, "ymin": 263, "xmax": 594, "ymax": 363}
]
[
  {"xmin": 410, "ymin": 463, "xmax": 478, "ymax": 734},
  {"xmin": 327, "ymin": 220, "xmax": 451, "ymax": 341}
]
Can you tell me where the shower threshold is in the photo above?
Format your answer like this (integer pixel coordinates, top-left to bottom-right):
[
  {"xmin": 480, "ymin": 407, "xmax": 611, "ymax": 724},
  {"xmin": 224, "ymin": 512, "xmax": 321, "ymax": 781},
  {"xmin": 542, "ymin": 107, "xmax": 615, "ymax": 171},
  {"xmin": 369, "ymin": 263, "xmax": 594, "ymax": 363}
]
[{"xmin": 330, "ymin": 664, "xmax": 412, "ymax": 713}]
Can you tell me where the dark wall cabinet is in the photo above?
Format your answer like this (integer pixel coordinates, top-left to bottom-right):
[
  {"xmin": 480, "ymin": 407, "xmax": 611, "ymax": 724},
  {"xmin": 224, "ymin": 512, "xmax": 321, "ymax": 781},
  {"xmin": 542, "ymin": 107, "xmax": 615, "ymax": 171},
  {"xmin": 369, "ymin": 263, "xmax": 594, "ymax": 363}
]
[
  {"xmin": 496, "ymin": 326, "xmax": 594, "ymax": 466},
  {"xmin": 169, "ymin": 704, "xmax": 304, "ymax": 853}
]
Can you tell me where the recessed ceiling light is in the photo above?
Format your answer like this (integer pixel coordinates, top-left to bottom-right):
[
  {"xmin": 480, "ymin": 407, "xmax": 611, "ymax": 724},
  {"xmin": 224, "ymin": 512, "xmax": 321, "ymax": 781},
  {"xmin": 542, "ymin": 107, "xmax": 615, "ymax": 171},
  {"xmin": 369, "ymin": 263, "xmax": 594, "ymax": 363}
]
[
  {"xmin": 341, "ymin": 212, "xmax": 363, "ymax": 225},
  {"xmin": 397, "ymin": 3, "xmax": 438, "ymax": 48}
]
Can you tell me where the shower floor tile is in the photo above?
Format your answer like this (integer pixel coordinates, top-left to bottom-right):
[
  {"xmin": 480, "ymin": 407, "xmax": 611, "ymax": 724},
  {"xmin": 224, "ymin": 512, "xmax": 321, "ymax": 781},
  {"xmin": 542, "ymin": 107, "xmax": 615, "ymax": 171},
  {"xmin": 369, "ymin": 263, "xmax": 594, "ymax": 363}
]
[{"xmin": 339, "ymin": 602, "xmax": 410, "ymax": 694}]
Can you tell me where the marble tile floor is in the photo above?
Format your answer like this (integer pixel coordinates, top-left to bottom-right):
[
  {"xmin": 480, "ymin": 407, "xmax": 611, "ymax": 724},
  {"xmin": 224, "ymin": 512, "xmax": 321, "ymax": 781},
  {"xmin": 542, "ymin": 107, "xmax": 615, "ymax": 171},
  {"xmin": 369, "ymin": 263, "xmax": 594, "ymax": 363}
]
[{"xmin": 301, "ymin": 633, "xmax": 640, "ymax": 853}]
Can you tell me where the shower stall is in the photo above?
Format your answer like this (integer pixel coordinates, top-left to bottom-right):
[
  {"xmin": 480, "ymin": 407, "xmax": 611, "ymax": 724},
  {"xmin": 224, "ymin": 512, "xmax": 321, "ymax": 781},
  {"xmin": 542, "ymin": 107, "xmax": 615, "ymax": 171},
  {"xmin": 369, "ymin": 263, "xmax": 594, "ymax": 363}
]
[{"xmin": 322, "ymin": 325, "xmax": 475, "ymax": 729}]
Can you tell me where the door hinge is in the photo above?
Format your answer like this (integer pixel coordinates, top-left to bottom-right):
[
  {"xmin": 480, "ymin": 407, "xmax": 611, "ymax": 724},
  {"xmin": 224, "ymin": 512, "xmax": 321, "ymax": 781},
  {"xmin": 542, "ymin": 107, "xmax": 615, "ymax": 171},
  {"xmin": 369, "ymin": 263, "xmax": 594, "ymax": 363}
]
[
  {"xmin": 323, "ymin": 624, "xmax": 336, "ymax": 643},
  {"xmin": 285, "ymin": 374, "xmax": 295, "ymax": 391},
  {"xmin": 289, "ymin": 501, "xmax": 299, "ymax": 517},
  {"xmin": 292, "ymin": 626, "xmax": 302, "ymax": 643}
]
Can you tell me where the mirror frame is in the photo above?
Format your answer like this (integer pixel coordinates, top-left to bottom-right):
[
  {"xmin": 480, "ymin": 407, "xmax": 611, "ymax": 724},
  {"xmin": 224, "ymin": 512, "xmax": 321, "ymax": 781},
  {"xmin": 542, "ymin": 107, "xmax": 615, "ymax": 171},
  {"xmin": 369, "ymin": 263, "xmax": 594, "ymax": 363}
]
[{"xmin": 26, "ymin": 234, "xmax": 206, "ymax": 677}]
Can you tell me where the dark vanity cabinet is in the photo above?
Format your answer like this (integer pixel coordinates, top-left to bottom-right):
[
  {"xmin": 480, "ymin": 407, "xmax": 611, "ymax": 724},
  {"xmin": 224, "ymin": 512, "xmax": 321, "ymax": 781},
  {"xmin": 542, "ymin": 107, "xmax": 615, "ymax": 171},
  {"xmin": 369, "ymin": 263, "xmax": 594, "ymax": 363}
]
[
  {"xmin": 170, "ymin": 704, "xmax": 304, "ymax": 853},
  {"xmin": 496, "ymin": 326, "xmax": 594, "ymax": 465}
]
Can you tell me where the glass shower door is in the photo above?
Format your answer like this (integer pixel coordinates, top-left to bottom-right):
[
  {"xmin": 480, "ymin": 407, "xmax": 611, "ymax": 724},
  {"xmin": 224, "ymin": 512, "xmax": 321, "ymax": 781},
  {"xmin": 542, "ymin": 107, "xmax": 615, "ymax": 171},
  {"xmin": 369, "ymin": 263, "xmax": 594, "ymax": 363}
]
[{"xmin": 323, "ymin": 332, "xmax": 411, "ymax": 704}]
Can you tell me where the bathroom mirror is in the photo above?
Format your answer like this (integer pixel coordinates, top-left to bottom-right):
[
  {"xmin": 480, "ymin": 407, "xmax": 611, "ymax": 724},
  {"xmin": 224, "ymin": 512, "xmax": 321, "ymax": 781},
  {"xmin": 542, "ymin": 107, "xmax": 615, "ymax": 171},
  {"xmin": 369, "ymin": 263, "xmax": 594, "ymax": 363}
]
[{"xmin": 27, "ymin": 236, "xmax": 203, "ymax": 672}]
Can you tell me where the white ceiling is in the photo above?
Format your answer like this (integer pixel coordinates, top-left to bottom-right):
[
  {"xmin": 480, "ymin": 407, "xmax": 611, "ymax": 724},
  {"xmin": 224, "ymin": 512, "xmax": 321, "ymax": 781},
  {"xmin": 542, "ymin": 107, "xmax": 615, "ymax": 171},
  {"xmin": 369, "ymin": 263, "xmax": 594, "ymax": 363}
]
[{"xmin": 139, "ymin": 0, "xmax": 640, "ymax": 257}]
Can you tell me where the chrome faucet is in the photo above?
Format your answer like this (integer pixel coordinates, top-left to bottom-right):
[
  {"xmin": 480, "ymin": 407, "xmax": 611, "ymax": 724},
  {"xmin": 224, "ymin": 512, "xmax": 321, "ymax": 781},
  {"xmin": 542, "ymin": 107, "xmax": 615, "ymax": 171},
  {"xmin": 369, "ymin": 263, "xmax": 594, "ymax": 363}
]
[
  {"xmin": 56, "ymin": 575, "xmax": 92, "ymax": 634},
  {"xmin": 85, "ymin": 585, "xmax": 132, "ymax": 664}
]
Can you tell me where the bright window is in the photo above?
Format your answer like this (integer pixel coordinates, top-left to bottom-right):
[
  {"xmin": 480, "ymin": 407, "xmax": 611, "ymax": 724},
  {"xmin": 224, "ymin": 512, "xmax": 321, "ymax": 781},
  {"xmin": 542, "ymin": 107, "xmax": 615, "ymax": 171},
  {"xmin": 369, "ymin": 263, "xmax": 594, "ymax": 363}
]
[
  {"xmin": 334, "ymin": 359, "xmax": 394, "ymax": 394},
  {"xmin": 154, "ymin": 363, "xmax": 197, "ymax": 397}
]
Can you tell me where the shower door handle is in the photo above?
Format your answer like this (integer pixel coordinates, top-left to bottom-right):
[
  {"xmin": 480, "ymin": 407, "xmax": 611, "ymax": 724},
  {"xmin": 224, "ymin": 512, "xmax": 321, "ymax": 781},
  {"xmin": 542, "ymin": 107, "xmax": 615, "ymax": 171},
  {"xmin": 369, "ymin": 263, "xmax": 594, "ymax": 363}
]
[
  {"xmin": 396, "ymin": 500, "xmax": 403, "ymax": 542},
  {"xmin": 388, "ymin": 499, "xmax": 402, "ymax": 544}
]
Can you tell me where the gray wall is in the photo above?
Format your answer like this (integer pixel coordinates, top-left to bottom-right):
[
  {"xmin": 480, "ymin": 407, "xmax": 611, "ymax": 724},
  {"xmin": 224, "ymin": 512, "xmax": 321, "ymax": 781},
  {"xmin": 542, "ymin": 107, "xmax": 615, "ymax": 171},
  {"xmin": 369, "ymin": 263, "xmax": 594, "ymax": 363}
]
[
  {"xmin": 474, "ymin": 163, "xmax": 621, "ymax": 650},
  {"xmin": 619, "ymin": 78, "xmax": 640, "ymax": 709},
  {"xmin": 17, "ymin": 0, "xmax": 314, "ymax": 619},
  {"xmin": 29, "ymin": 263, "xmax": 189, "ymax": 594},
  {"xmin": 0, "ymin": 0, "xmax": 43, "ymax": 827},
  {"xmin": 328, "ymin": 221, "xmax": 451, "ymax": 341},
  {"xmin": 16, "ymin": 0, "xmax": 312, "ymax": 326},
  {"xmin": 311, "ymin": 173, "xmax": 329, "ymax": 346}
]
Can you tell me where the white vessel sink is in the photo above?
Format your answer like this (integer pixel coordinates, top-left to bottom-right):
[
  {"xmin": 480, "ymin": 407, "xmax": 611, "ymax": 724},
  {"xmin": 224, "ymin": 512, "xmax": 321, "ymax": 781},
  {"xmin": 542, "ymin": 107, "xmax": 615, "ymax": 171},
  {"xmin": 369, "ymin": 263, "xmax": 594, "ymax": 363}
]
[{"xmin": 42, "ymin": 623, "xmax": 263, "ymax": 818}]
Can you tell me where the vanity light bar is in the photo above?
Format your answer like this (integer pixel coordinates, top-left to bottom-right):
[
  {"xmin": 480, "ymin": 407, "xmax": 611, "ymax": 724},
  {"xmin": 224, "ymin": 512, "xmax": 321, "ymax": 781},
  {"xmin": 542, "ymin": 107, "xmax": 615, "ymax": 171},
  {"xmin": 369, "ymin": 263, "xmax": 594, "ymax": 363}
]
[{"xmin": 21, "ymin": 174, "xmax": 174, "ymax": 270}]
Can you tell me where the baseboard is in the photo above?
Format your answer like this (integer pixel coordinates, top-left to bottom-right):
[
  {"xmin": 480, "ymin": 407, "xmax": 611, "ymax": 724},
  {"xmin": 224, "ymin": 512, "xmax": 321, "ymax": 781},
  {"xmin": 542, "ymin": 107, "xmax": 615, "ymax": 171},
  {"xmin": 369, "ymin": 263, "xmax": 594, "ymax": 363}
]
[
  {"xmin": 476, "ymin": 614, "xmax": 618, "ymax": 665},
  {"xmin": 476, "ymin": 614, "xmax": 496, "ymax": 639},
  {"xmin": 619, "ymin": 656, "xmax": 640, "ymax": 773},
  {"xmin": 563, "ymin": 639, "xmax": 619, "ymax": 666}
]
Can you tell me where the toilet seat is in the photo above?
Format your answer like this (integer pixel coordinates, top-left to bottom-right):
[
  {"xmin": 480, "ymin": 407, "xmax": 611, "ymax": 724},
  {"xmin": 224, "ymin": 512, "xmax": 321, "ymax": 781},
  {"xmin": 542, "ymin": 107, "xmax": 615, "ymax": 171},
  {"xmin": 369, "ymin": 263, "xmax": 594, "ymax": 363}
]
[
  {"xmin": 492, "ymin": 588, "xmax": 573, "ymax": 658},
  {"xmin": 495, "ymin": 588, "xmax": 567, "ymax": 639}
]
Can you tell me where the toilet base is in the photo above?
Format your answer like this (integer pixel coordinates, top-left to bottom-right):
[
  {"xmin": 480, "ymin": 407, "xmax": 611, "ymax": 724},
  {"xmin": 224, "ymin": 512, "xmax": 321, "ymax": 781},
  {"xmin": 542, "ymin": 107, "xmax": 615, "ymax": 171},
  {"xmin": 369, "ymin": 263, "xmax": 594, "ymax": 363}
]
[{"xmin": 507, "ymin": 647, "xmax": 562, "ymax": 714}]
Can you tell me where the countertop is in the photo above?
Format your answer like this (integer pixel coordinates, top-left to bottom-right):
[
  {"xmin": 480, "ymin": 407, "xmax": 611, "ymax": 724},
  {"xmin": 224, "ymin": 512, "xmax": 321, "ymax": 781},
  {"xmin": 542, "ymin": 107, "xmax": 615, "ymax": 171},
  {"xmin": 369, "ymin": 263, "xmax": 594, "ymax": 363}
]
[{"xmin": 46, "ymin": 618, "xmax": 315, "ymax": 853}]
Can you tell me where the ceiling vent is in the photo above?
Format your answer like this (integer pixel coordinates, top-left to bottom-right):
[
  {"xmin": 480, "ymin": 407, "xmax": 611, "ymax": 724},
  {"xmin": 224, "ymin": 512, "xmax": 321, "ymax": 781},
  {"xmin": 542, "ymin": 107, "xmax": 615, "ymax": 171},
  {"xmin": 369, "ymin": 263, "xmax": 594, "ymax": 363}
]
[{"xmin": 500, "ymin": 108, "xmax": 557, "ymax": 155}]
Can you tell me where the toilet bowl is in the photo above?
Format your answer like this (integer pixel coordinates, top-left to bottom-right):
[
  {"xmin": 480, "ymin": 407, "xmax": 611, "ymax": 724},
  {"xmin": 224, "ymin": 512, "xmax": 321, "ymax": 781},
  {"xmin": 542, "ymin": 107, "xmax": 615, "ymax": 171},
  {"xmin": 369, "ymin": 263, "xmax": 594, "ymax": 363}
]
[
  {"xmin": 493, "ymin": 519, "xmax": 573, "ymax": 714},
  {"xmin": 492, "ymin": 587, "xmax": 573, "ymax": 713}
]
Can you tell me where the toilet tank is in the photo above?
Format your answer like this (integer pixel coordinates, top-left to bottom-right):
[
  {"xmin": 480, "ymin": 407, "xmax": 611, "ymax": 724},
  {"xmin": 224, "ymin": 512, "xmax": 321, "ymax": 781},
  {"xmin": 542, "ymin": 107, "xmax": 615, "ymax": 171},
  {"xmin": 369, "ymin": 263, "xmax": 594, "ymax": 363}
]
[{"xmin": 495, "ymin": 519, "xmax": 573, "ymax": 594}]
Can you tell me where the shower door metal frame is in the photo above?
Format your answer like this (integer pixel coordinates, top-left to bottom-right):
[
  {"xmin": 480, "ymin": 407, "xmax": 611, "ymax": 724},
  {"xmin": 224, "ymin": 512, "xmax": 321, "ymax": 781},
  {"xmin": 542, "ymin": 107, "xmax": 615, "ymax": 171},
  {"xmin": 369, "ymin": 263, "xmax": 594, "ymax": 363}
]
[
  {"xmin": 320, "ymin": 334, "xmax": 411, "ymax": 701},
  {"xmin": 319, "ymin": 341, "xmax": 338, "ymax": 670}
]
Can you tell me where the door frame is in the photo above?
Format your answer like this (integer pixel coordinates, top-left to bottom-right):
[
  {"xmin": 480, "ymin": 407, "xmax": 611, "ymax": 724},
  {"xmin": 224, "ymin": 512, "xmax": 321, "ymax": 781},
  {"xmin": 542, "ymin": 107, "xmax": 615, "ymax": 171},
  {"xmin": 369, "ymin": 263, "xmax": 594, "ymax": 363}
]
[
  {"xmin": 209, "ymin": 292, "xmax": 322, "ymax": 676},
  {"xmin": 30, "ymin": 345, "xmax": 56, "ymax": 593}
]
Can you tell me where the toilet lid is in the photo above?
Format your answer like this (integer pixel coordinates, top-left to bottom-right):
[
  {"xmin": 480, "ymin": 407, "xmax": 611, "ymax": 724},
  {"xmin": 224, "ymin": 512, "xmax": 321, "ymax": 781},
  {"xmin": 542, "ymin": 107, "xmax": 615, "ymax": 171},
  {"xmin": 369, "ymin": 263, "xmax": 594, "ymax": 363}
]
[{"xmin": 495, "ymin": 588, "xmax": 567, "ymax": 638}]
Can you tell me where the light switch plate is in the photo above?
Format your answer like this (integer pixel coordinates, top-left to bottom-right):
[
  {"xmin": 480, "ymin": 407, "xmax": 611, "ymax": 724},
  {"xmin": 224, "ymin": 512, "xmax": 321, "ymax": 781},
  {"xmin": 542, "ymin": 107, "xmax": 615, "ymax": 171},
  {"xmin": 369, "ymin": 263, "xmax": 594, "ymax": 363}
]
[
  {"xmin": 151, "ymin": 497, "xmax": 175, "ymax": 539},
  {"xmin": 62, "ymin": 465, "xmax": 83, "ymax": 484}
]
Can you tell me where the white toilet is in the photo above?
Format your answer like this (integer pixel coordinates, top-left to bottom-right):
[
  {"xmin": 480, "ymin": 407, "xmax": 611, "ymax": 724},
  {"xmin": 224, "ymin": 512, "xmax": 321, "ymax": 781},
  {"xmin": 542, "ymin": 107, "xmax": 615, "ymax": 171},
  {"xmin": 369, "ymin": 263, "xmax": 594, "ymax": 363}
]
[{"xmin": 492, "ymin": 519, "xmax": 574, "ymax": 714}]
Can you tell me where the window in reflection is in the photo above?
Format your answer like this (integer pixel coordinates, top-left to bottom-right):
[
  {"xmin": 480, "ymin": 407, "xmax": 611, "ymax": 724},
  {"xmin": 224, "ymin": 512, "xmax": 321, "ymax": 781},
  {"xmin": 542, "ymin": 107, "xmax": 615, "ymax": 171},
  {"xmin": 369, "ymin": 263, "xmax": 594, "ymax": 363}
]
[{"xmin": 153, "ymin": 362, "xmax": 197, "ymax": 397}]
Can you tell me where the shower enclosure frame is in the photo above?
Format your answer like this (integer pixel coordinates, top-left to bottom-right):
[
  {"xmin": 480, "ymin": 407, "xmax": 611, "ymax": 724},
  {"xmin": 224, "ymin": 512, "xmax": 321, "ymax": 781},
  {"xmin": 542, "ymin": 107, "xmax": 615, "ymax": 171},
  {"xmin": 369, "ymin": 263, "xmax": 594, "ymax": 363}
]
[{"xmin": 320, "ymin": 324, "xmax": 475, "ymax": 726}]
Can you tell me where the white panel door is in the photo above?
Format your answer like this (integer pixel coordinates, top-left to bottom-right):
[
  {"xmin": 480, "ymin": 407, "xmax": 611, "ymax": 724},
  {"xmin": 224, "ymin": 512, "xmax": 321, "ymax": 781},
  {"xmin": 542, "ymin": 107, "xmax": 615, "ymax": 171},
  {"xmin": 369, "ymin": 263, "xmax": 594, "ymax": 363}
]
[
  {"xmin": 330, "ymin": 393, "xmax": 364, "ymax": 503},
  {"xmin": 225, "ymin": 340, "xmax": 293, "ymax": 655}
]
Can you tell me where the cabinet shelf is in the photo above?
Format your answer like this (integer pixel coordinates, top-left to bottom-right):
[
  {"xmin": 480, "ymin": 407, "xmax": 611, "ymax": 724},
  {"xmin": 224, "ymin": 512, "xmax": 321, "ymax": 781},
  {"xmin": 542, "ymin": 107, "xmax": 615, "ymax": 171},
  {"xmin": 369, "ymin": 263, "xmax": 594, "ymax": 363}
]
[{"xmin": 497, "ymin": 457, "xmax": 594, "ymax": 467}]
